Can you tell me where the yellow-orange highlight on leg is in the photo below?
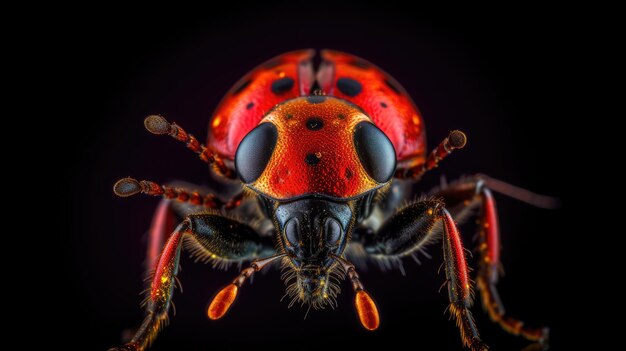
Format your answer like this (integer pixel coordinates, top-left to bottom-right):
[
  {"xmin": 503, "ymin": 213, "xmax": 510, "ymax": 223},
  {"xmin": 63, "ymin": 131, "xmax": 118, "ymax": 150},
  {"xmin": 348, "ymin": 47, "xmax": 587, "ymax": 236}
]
[
  {"xmin": 355, "ymin": 290, "xmax": 379, "ymax": 330},
  {"xmin": 208, "ymin": 284, "xmax": 238, "ymax": 320}
]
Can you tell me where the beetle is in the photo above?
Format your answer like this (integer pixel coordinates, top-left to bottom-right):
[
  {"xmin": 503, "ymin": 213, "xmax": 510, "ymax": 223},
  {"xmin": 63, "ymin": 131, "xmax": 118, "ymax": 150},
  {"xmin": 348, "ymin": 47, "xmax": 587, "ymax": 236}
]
[{"xmin": 110, "ymin": 50, "xmax": 554, "ymax": 351}]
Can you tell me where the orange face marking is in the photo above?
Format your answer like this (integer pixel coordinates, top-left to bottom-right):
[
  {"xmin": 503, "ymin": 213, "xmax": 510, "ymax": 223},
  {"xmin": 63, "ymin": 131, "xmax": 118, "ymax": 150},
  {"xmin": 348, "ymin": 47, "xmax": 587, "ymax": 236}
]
[
  {"xmin": 207, "ymin": 284, "xmax": 238, "ymax": 320},
  {"xmin": 355, "ymin": 290, "xmax": 380, "ymax": 331},
  {"xmin": 248, "ymin": 96, "xmax": 384, "ymax": 200}
]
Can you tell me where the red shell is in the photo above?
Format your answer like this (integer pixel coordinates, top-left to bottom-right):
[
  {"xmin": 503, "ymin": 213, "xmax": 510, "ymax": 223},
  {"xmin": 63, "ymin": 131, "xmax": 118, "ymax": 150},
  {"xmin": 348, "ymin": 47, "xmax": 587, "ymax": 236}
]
[
  {"xmin": 316, "ymin": 50, "xmax": 426, "ymax": 165},
  {"xmin": 207, "ymin": 50, "xmax": 427, "ymax": 199},
  {"xmin": 208, "ymin": 50, "xmax": 315, "ymax": 160},
  {"xmin": 208, "ymin": 50, "xmax": 426, "ymax": 167}
]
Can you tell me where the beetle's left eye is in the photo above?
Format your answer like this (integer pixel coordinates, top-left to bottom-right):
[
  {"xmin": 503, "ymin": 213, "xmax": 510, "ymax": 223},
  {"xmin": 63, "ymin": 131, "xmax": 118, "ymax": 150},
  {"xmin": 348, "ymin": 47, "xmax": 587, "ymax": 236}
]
[
  {"xmin": 235, "ymin": 122, "xmax": 278, "ymax": 183},
  {"xmin": 325, "ymin": 218, "xmax": 342, "ymax": 246}
]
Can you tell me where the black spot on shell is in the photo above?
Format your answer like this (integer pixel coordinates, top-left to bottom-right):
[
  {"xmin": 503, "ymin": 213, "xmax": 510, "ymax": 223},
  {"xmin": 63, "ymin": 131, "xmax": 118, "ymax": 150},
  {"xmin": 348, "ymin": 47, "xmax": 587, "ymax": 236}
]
[
  {"xmin": 336, "ymin": 78, "xmax": 362, "ymax": 97},
  {"xmin": 337, "ymin": 114, "xmax": 345, "ymax": 120},
  {"xmin": 306, "ymin": 117, "xmax": 324, "ymax": 131},
  {"xmin": 271, "ymin": 77, "xmax": 295, "ymax": 94},
  {"xmin": 380, "ymin": 102, "xmax": 388, "ymax": 108},
  {"xmin": 385, "ymin": 78, "xmax": 402, "ymax": 94},
  {"xmin": 232, "ymin": 79, "xmax": 251, "ymax": 95},
  {"xmin": 306, "ymin": 95, "xmax": 327, "ymax": 104},
  {"xmin": 305, "ymin": 153, "xmax": 320, "ymax": 165},
  {"xmin": 286, "ymin": 114, "xmax": 293, "ymax": 120},
  {"xmin": 246, "ymin": 102, "xmax": 254, "ymax": 110}
]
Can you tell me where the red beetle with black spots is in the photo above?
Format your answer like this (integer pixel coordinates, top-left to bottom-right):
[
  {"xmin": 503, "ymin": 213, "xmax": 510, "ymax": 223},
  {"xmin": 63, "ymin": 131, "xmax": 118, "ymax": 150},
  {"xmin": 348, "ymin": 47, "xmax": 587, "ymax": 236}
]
[{"xmin": 110, "ymin": 50, "xmax": 555, "ymax": 351}]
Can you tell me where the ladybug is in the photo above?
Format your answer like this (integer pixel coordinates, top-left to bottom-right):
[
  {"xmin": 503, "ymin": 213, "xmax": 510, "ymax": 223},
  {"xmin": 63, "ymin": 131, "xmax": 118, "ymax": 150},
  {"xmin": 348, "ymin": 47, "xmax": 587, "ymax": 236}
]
[{"xmin": 111, "ymin": 50, "xmax": 551, "ymax": 351}]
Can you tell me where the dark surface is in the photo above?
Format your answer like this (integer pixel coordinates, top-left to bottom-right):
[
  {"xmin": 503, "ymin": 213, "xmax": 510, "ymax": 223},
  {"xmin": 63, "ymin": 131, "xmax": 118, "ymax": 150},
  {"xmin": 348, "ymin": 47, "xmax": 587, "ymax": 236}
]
[{"xmin": 56, "ymin": 4, "xmax": 579, "ymax": 350}]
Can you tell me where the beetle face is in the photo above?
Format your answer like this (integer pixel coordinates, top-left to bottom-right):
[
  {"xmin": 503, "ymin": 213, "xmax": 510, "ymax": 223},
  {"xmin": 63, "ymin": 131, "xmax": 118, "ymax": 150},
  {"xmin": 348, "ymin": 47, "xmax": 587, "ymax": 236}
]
[
  {"xmin": 274, "ymin": 198, "xmax": 353, "ymax": 308},
  {"xmin": 234, "ymin": 96, "xmax": 396, "ymax": 201},
  {"xmin": 234, "ymin": 96, "xmax": 396, "ymax": 308}
]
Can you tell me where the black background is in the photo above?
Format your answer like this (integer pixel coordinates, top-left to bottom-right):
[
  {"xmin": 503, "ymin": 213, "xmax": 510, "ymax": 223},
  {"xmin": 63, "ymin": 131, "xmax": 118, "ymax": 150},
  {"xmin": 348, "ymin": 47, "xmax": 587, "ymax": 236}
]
[{"xmin": 57, "ymin": 3, "xmax": 581, "ymax": 350}]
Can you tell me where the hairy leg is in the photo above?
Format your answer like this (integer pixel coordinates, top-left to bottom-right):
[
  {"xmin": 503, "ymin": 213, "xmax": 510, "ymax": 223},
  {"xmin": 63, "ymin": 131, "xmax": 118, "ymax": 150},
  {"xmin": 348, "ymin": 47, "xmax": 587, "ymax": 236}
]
[
  {"xmin": 437, "ymin": 177, "xmax": 549, "ymax": 343},
  {"xmin": 364, "ymin": 199, "xmax": 487, "ymax": 351},
  {"xmin": 109, "ymin": 214, "xmax": 274, "ymax": 351}
]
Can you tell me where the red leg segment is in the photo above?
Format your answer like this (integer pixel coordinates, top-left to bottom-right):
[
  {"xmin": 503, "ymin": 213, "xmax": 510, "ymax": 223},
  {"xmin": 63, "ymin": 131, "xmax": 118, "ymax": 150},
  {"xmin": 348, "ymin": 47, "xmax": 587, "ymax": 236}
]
[
  {"xmin": 441, "ymin": 209, "xmax": 487, "ymax": 351},
  {"xmin": 150, "ymin": 229, "xmax": 184, "ymax": 304},
  {"xmin": 111, "ymin": 222, "xmax": 190, "ymax": 351},
  {"xmin": 110, "ymin": 213, "xmax": 272, "ymax": 351},
  {"xmin": 437, "ymin": 178, "xmax": 549, "ymax": 344},
  {"xmin": 476, "ymin": 188, "xmax": 548, "ymax": 342},
  {"xmin": 480, "ymin": 189, "xmax": 499, "ymax": 270},
  {"xmin": 147, "ymin": 200, "xmax": 176, "ymax": 270}
]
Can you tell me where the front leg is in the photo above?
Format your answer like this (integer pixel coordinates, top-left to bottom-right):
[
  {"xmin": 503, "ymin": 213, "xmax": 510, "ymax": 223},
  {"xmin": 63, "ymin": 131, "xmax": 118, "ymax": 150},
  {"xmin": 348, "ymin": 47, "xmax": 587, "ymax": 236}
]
[
  {"xmin": 364, "ymin": 200, "xmax": 487, "ymax": 351},
  {"xmin": 109, "ymin": 214, "xmax": 273, "ymax": 351}
]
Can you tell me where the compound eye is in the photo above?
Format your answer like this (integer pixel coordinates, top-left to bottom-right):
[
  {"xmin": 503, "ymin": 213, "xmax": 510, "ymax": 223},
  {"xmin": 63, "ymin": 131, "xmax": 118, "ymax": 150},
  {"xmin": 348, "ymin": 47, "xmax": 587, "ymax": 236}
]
[
  {"xmin": 284, "ymin": 218, "xmax": 300, "ymax": 247},
  {"xmin": 235, "ymin": 123, "xmax": 278, "ymax": 183},
  {"xmin": 353, "ymin": 121, "xmax": 397, "ymax": 183},
  {"xmin": 325, "ymin": 218, "xmax": 342, "ymax": 246}
]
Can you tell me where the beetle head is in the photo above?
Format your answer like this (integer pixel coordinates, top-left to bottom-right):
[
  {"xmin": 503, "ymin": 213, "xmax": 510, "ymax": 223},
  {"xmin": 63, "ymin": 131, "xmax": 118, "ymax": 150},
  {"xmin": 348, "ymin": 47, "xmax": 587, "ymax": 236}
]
[{"xmin": 233, "ymin": 96, "xmax": 397, "ymax": 308}]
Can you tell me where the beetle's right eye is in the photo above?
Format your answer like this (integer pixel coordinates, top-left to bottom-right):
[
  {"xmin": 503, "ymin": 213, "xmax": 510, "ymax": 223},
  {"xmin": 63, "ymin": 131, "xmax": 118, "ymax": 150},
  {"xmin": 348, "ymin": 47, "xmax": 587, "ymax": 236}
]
[
  {"xmin": 235, "ymin": 122, "xmax": 278, "ymax": 183},
  {"xmin": 284, "ymin": 218, "xmax": 300, "ymax": 246},
  {"xmin": 353, "ymin": 121, "xmax": 396, "ymax": 183}
]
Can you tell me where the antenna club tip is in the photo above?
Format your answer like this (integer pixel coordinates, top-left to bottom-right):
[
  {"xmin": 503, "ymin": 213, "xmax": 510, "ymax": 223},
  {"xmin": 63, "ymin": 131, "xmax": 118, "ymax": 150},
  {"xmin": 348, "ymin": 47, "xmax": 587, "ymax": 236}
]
[
  {"xmin": 355, "ymin": 290, "xmax": 380, "ymax": 331},
  {"xmin": 208, "ymin": 284, "xmax": 238, "ymax": 320},
  {"xmin": 448, "ymin": 130, "xmax": 467, "ymax": 149},
  {"xmin": 144, "ymin": 115, "xmax": 171, "ymax": 135},
  {"xmin": 114, "ymin": 177, "xmax": 141, "ymax": 197}
]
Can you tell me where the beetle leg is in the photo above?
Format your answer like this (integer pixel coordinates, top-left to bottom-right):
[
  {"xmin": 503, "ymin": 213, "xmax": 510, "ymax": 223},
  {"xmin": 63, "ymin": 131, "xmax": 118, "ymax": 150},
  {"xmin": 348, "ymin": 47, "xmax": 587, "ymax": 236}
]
[
  {"xmin": 114, "ymin": 177, "xmax": 245, "ymax": 211},
  {"xmin": 143, "ymin": 115, "xmax": 236, "ymax": 178},
  {"xmin": 120, "ymin": 180, "xmax": 247, "ymax": 275},
  {"xmin": 116, "ymin": 180, "xmax": 248, "ymax": 273},
  {"xmin": 395, "ymin": 130, "xmax": 467, "ymax": 180},
  {"xmin": 145, "ymin": 200, "xmax": 178, "ymax": 273},
  {"xmin": 109, "ymin": 215, "xmax": 274, "ymax": 351},
  {"xmin": 363, "ymin": 200, "xmax": 487, "ymax": 350},
  {"xmin": 436, "ymin": 177, "xmax": 550, "ymax": 344}
]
